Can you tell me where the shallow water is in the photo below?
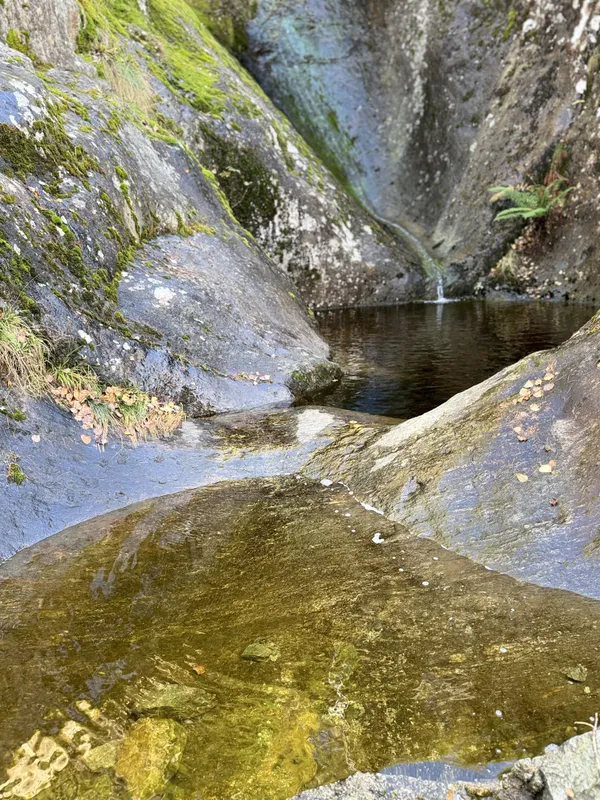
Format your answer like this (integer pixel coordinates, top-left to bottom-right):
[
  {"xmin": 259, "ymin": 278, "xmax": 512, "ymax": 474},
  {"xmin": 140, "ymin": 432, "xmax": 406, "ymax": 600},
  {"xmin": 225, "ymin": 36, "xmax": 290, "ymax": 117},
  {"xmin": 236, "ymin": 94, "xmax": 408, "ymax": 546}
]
[
  {"xmin": 317, "ymin": 301, "xmax": 594, "ymax": 419},
  {"xmin": 1, "ymin": 477, "xmax": 599, "ymax": 799}
]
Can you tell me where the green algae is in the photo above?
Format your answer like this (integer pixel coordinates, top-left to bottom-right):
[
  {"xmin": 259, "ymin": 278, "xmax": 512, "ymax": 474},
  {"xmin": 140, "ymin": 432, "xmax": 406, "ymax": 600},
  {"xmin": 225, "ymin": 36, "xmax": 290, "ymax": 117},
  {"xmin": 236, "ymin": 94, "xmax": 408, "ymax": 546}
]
[{"xmin": 1, "ymin": 477, "xmax": 600, "ymax": 798}]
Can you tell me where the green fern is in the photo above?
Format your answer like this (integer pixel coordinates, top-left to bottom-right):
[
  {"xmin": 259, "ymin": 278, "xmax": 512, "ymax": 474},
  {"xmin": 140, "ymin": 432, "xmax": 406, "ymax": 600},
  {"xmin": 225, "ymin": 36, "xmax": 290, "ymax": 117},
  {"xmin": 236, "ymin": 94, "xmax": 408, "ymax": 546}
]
[{"xmin": 489, "ymin": 180, "xmax": 573, "ymax": 222}]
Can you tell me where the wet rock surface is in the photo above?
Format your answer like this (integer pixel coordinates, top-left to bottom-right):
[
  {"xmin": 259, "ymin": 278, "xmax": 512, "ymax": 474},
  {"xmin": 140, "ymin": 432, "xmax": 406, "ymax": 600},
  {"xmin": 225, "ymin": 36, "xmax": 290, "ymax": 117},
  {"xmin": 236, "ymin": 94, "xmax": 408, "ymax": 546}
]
[
  {"xmin": 1, "ymin": 477, "xmax": 600, "ymax": 798},
  {"xmin": 309, "ymin": 310, "xmax": 600, "ymax": 599},
  {"xmin": 242, "ymin": 0, "xmax": 600, "ymax": 300}
]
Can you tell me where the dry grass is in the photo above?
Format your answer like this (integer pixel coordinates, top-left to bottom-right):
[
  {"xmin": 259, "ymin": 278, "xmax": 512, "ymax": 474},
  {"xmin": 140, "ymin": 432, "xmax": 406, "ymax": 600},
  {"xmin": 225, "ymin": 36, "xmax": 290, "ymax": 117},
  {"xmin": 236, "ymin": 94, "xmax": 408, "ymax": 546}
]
[
  {"xmin": 0, "ymin": 309, "xmax": 48, "ymax": 395},
  {"xmin": 102, "ymin": 56, "xmax": 157, "ymax": 114},
  {"xmin": 50, "ymin": 372, "xmax": 184, "ymax": 446}
]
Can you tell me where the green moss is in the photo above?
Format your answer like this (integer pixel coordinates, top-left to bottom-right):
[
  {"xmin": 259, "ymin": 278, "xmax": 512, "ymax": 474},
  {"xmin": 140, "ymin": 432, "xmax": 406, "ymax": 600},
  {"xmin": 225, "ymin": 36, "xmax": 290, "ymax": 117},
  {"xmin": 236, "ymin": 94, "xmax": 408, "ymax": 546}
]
[
  {"xmin": 107, "ymin": 110, "xmax": 122, "ymax": 135},
  {"xmin": 176, "ymin": 211, "xmax": 216, "ymax": 237},
  {"xmin": 6, "ymin": 28, "xmax": 39, "ymax": 64},
  {"xmin": 0, "ymin": 406, "xmax": 26, "ymax": 422},
  {"xmin": 1, "ymin": 192, "xmax": 16, "ymax": 204},
  {"xmin": 502, "ymin": 8, "xmax": 517, "ymax": 41},
  {"xmin": 0, "ymin": 107, "xmax": 99, "ymax": 183},
  {"xmin": 200, "ymin": 127, "xmax": 281, "ymax": 235},
  {"xmin": 115, "ymin": 165, "xmax": 129, "ymax": 181},
  {"xmin": 7, "ymin": 462, "xmax": 26, "ymax": 485}
]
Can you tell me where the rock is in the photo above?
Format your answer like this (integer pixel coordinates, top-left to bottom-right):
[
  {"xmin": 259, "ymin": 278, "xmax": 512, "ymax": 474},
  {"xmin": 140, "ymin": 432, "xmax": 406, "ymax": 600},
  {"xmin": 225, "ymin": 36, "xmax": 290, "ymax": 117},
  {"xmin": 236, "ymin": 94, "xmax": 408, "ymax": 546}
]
[
  {"xmin": 241, "ymin": 640, "xmax": 280, "ymax": 662},
  {"xmin": 130, "ymin": 680, "xmax": 216, "ymax": 720},
  {"xmin": 0, "ymin": 34, "xmax": 338, "ymax": 415},
  {"xmin": 115, "ymin": 718, "xmax": 187, "ymax": 800},
  {"xmin": 81, "ymin": 741, "xmax": 119, "ymax": 773},
  {"xmin": 0, "ymin": 401, "xmax": 365, "ymax": 558},
  {"xmin": 308, "ymin": 311, "xmax": 600, "ymax": 599},
  {"xmin": 242, "ymin": 0, "xmax": 600, "ymax": 300},
  {"xmin": 562, "ymin": 664, "xmax": 588, "ymax": 683}
]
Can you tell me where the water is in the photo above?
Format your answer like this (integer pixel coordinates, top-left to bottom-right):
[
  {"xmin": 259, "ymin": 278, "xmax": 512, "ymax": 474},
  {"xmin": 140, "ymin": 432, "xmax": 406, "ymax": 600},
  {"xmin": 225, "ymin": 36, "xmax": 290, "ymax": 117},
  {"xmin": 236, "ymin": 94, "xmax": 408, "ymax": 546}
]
[
  {"xmin": 317, "ymin": 300, "xmax": 595, "ymax": 419},
  {"xmin": 1, "ymin": 477, "xmax": 599, "ymax": 799}
]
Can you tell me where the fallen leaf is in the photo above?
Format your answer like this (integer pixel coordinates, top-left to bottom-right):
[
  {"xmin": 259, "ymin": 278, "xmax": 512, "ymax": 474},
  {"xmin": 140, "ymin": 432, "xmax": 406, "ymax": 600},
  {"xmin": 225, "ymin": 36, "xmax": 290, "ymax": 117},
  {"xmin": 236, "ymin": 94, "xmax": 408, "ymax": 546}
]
[
  {"xmin": 543, "ymin": 373, "xmax": 555, "ymax": 381},
  {"xmin": 566, "ymin": 789, "xmax": 575, "ymax": 799},
  {"xmin": 81, "ymin": 434, "xmax": 92, "ymax": 445},
  {"xmin": 539, "ymin": 464, "xmax": 553, "ymax": 473},
  {"xmin": 191, "ymin": 663, "xmax": 206, "ymax": 675},
  {"xmin": 550, "ymin": 498, "xmax": 559, "ymax": 506},
  {"xmin": 516, "ymin": 473, "xmax": 529, "ymax": 483},
  {"xmin": 543, "ymin": 383, "xmax": 555, "ymax": 392},
  {"xmin": 534, "ymin": 379, "xmax": 543, "ymax": 386},
  {"xmin": 530, "ymin": 403, "xmax": 541, "ymax": 412},
  {"xmin": 519, "ymin": 388, "xmax": 532, "ymax": 398},
  {"xmin": 533, "ymin": 390, "xmax": 544, "ymax": 398},
  {"xmin": 549, "ymin": 460, "xmax": 557, "ymax": 468},
  {"xmin": 523, "ymin": 380, "xmax": 534, "ymax": 389},
  {"xmin": 31, "ymin": 435, "xmax": 41, "ymax": 443},
  {"xmin": 513, "ymin": 426, "xmax": 523, "ymax": 434},
  {"xmin": 517, "ymin": 435, "xmax": 528, "ymax": 442}
]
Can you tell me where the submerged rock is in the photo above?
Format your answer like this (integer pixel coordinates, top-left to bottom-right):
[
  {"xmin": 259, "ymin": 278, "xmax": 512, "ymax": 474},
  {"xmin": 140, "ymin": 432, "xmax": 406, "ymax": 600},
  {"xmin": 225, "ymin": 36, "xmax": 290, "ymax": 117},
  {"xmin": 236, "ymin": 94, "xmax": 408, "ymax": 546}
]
[
  {"xmin": 241, "ymin": 640, "xmax": 280, "ymax": 662},
  {"xmin": 115, "ymin": 718, "xmax": 187, "ymax": 800},
  {"xmin": 130, "ymin": 679, "xmax": 216, "ymax": 719}
]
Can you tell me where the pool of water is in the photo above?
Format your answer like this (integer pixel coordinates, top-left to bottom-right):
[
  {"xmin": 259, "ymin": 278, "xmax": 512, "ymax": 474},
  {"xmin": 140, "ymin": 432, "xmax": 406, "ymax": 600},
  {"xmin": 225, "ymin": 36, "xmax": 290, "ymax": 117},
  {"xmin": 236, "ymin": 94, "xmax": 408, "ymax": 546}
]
[
  {"xmin": 1, "ymin": 477, "xmax": 599, "ymax": 799},
  {"xmin": 317, "ymin": 301, "xmax": 595, "ymax": 419}
]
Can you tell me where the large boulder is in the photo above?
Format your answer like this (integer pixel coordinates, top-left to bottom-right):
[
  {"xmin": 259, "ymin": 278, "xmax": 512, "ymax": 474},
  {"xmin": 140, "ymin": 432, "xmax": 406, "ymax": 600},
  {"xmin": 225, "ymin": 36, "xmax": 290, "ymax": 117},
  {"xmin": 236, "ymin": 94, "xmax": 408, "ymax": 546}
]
[
  {"xmin": 0, "ymin": 0, "xmax": 427, "ymax": 319},
  {"xmin": 242, "ymin": 0, "xmax": 600, "ymax": 298},
  {"xmin": 309, "ymin": 310, "xmax": 600, "ymax": 599}
]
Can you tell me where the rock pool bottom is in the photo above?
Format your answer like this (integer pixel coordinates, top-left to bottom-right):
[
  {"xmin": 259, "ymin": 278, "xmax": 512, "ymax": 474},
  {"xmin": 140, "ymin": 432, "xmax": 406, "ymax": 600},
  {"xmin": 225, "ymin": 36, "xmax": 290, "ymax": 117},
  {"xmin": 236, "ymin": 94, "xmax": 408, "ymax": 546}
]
[{"xmin": 0, "ymin": 477, "xmax": 599, "ymax": 800}]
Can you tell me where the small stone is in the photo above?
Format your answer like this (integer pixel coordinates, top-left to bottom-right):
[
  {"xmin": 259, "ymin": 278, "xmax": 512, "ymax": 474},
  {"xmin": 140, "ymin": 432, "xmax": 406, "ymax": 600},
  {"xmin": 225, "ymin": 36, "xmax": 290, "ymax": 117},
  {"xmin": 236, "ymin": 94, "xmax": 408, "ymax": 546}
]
[
  {"xmin": 241, "ymin": 641, "xmax": 280, "ymax": 662},
  {"xmin": 563, "ymin": 664, "xmax": 588, "ymax": 683},
  {"xmin": 82, "ymin": 741, "xmax": 119, "ymax": 772}
]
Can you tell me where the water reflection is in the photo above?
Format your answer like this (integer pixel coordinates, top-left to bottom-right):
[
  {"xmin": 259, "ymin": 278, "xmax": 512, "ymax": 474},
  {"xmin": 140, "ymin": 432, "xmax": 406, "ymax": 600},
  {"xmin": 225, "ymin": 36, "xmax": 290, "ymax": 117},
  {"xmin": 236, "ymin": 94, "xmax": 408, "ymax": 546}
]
[{"xmin": 317, "ymin": 301, "xmax": 595, "ymax": 419}]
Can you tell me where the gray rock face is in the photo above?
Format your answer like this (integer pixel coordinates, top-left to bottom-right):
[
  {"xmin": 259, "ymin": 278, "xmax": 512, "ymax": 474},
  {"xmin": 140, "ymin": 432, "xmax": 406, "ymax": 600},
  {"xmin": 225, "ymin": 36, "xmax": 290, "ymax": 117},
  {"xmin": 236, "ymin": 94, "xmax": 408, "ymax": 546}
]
[
  {"xmin": 243, "ymin": 0, "xmax": 600, "ymax": 298},
  {"xmin": 291, "ymin": 731, "xmax": 600, "ymax": 800},
  {"xmin": 309, "ymin": 310, "xmax": 600, "ymax": 599},
  {"xmin": 0, "ymin": 396, "xmax": 356, "ymax": 558}
]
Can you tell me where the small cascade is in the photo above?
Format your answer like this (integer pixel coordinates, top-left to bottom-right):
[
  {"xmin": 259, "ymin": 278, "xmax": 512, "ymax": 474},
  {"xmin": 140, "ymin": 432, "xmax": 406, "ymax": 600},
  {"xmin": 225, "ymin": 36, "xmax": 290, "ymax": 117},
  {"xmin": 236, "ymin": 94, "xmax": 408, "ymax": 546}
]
[{"xmin": 436, "ymin": 277, "xmax": 445, "ymax": 303}]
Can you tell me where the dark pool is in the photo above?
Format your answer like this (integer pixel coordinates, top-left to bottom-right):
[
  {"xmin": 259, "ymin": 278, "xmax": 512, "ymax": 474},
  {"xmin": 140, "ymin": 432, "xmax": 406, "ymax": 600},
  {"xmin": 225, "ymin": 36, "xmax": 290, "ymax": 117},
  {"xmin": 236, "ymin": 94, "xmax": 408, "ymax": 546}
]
[{"xmin": 317, "ymin": 300, "xmax": 595, "ymax": 419}]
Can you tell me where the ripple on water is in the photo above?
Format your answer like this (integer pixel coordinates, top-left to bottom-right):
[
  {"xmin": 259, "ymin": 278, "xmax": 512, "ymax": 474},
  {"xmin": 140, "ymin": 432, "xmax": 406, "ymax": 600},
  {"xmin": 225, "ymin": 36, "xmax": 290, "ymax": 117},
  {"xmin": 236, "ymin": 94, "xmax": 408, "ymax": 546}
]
[{"xmin": 0, "ymin": 476, "xmax": 598, "ymax": 799}]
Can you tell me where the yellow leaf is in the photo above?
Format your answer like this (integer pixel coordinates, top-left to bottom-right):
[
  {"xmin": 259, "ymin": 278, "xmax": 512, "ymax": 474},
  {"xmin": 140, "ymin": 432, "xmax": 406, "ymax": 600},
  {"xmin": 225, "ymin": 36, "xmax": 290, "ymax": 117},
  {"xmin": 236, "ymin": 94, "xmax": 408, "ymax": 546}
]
[
  {"xmin": 81, "ymin": 434, "xmax": 92, "ymax": 445},
  {"xmin": 523, "ymin": 380, "xmax": 534, "ymax": 389},
  {"xmin": 530, "ymin": 403, "xmax": 541, "ymax": 412},
  {"xmin": 539, "ymin": 464, "xmax": 553, "ymax": 473},
  {"xmin": 543, "ymin": 383, "xmax": 555, "ymax": 392},
  {"xmin": 516, "ymin": 473, "xmax": 529, "ymax": 483}
]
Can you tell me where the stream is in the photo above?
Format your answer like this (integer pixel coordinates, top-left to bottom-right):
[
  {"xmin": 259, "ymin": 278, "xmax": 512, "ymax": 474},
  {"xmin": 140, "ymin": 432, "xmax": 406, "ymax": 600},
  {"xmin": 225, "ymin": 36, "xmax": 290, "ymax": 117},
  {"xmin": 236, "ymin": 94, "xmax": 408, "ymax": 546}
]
[
  {"xmin": 1, "ymin": 477, "xmax": 600, "ymax": 799},
  {"xmin": 0, "ymin": 302, "xmax": 597, "ymax": 800}
]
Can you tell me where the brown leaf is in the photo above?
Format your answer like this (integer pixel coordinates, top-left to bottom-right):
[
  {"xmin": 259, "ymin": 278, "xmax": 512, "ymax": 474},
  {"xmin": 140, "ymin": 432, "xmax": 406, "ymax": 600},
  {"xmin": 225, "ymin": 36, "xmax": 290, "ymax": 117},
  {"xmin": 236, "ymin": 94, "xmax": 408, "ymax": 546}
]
[
  {"xmin": 550, "ymin": 498, "xmax": 559, "ymax": 506},
  {"xmin": 517, "ymin": 435, "xmax": 528, "ymax": 442},
  {"xmin": 191, "ymin": 663, "xmax": 206, "ymax": 675},
  {"xmin": 80, "ymin": 434, "xmax": 92, "ymax": 445},
  {"xmin": 543, "ymin": 383, "xmax": 555, "ymax": 392},
  {"xmin": 533, "ymin": 390, "xmax": 544, "ymax": 398}
]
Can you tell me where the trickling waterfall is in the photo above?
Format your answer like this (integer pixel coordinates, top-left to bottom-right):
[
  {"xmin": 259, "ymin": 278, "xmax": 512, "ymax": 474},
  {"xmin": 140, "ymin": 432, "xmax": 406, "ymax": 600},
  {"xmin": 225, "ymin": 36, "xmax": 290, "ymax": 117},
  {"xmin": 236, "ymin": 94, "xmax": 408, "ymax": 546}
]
[
  {"xmin": 357, "ymin": 196, "xmax": 444, "ymax": 299},
  {"xmin": 436, "ymin": 277, "xmax": 445, "ymax": 303}
]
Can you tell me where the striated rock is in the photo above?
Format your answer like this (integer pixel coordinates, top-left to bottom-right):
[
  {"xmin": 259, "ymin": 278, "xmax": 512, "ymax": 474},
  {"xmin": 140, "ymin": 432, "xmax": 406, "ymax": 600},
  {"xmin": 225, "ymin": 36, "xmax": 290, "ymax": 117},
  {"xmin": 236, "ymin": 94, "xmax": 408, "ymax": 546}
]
[
  {"xmin": 308, "ymin": 310, "xmax": 600, "ymax": 599},
  {"xmin": 242, "ymin": 0, "xmax": 600, "ymax": 299},
  {"xmin": 115, "ymin": 717, "xmax": 187, "ymax": 800}
]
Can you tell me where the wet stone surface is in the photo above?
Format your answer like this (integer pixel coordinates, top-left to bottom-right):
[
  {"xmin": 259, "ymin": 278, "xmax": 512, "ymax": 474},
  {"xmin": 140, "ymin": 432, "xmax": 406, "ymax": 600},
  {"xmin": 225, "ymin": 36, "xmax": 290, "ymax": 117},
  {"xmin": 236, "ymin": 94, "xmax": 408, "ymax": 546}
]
[{"xmin": 0, "ymin": 477, "xmax": 599, "ymax": 799}]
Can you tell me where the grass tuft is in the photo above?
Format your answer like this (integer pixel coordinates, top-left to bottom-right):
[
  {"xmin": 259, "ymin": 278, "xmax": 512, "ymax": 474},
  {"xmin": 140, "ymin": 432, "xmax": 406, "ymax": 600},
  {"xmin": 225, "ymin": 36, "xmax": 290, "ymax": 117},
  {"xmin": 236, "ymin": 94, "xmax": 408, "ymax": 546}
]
[{"xmin": 0, "ymin": 308, "xmax": 48, "ymax": 395}]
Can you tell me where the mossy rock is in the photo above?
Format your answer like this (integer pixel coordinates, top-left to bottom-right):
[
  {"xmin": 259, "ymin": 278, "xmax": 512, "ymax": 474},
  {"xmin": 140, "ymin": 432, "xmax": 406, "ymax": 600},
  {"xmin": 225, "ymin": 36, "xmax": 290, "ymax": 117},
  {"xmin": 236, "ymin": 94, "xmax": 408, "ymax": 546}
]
[{"xmin": 115, "ymin": 718, "xmax": 187, "ymax": 800}]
